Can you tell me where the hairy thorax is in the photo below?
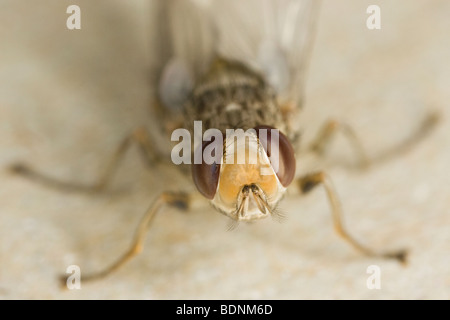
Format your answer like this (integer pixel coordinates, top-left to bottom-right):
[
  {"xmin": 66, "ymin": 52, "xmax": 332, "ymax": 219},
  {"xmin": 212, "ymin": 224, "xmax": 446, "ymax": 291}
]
[{"xmin": 184, "ymin": 58, "xmax": 286, "ymax": 135}]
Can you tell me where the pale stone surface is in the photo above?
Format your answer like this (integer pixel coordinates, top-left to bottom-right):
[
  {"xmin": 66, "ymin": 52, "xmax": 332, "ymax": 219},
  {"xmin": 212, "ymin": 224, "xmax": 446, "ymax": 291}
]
[{"xmin": 0, "ymin": 0, "xmax": 449, "ymax": 299}]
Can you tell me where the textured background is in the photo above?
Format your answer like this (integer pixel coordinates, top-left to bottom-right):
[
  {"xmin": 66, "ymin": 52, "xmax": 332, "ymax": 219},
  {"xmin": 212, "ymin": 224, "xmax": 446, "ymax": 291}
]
[{"xmin": 0, "ymin": 0, "xmax": 449, "ymax": 299}]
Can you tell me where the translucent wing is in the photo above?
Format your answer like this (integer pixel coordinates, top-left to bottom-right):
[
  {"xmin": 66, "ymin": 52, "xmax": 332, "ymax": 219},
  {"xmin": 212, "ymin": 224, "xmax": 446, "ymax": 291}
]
[
  {"xmin": 211, "ymin": 0, "xmax": 320, "ymax": 108},
  {"xmin": 148, "ymin": 0, "xmax": 216, "ymax": 137},
  {"xmin": 151, "ymin": 0, "xmax": 320, "ymax": 130}
]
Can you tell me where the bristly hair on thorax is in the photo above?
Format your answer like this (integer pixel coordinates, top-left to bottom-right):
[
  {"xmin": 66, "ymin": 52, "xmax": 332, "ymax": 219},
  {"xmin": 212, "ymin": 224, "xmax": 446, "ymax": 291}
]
[{"xmin": 184, "ymin": 57, "xmax": 288, "ymax": 136}]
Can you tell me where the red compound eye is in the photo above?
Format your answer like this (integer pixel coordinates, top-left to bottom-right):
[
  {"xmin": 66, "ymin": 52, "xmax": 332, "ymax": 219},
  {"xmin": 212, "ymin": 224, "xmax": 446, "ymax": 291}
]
[
  {"xmin": 191, "ymin": 137, "xmax": 222, "ymax": 199},
  {"xmin": 254, "ymin": 125, "xmax": 296, "ymax": 187}
]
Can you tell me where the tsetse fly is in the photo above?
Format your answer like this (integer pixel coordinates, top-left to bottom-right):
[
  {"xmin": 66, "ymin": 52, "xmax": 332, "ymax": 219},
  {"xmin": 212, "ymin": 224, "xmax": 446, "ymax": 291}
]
[{"xmin": 11, "ymin": 0, "xmax": 437, "ymax": 282}]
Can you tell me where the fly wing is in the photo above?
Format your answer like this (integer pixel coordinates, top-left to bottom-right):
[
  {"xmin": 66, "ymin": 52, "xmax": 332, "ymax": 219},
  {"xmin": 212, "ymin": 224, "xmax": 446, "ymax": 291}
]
[
  {"xmin": 211, "ymin": 0, "xmax": 320, "ymax": 110},
  {"xmin": 149, "ymin": 0, "xmax": 216, "ymax": 137},
  {"xmin": 151, "ymin": 0, "xmax": 320, "ymax": 134}
]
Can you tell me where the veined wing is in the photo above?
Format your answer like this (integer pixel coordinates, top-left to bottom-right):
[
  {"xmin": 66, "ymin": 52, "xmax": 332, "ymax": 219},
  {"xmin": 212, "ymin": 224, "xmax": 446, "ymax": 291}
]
[{"xmin": 151, "ymin": 0, "xmax": 320, "ymax": 135}]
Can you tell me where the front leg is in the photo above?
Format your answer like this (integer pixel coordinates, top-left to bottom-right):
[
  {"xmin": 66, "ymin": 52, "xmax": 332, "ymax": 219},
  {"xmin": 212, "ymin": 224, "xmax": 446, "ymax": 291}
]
[
  {"xmin": 61, "ymin": 191, "xmax": 192, "ymax": 286},
  {"xmin": 297, "ymin": 171, "xmax": 407, "ymax": 263}
]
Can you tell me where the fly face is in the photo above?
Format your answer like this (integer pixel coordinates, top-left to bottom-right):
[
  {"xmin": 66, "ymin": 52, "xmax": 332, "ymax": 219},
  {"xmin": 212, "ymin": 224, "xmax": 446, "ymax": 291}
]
[
  {"xmin": 216, "ymin": 133, "xmax": 282, "ymax": 221},
  {"xmin": 197, "ymin": 129, "xmax": 295, "ymax": 221}
]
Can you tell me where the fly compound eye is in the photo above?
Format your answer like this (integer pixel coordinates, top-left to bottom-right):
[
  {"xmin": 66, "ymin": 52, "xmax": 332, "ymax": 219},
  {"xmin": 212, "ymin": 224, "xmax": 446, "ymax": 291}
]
[
  {"xmin": 191, "ymin": 138, "xmax": 222, "ymax": 199},
  {"xmin": 254, "ymin": 125, "xmax": 296, "ymax": 187}
]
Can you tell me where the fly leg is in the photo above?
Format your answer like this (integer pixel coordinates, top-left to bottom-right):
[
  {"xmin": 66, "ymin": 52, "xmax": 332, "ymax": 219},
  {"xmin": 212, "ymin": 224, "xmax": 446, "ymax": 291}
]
[
  {"xmin": 297, "ymin": 171, "xmax": 407, "ymax": 264},
  {"xmin": 309, "ymin": 112, "xmax": 439, "ymax": 167},
  {"xmin": 9, "ymin": 127, "xmax": 159, "ymax": 192},
  {"xmin": 61, "ymin": 191, "xmax": 191, "ymax": 285},
  {"xmin": 309, "ymin": 120, "xmax": 370, "ymax": 168},
  {"xmin": 370, "ymin": 112, "xmax": 439, "ymax": 163}
]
